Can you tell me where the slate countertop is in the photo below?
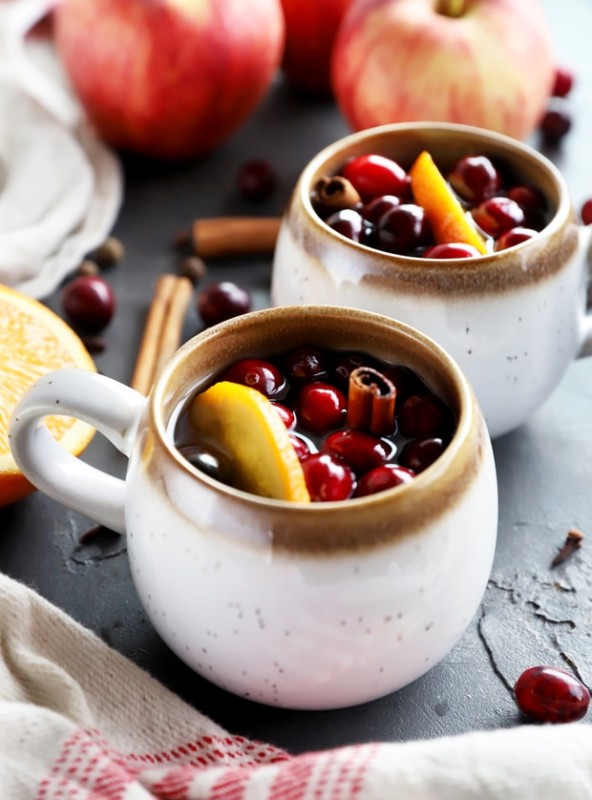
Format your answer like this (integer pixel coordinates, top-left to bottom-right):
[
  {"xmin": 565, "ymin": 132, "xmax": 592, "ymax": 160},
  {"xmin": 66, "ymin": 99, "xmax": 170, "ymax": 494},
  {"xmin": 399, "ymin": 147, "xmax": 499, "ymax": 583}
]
[{"xmin": 1, "ymin": 0, "xmax": 591, "ymax": 754}]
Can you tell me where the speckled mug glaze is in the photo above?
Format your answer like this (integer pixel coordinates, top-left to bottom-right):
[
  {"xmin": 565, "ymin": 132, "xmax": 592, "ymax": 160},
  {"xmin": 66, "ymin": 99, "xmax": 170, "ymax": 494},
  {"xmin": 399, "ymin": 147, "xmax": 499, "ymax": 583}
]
[
  {"xmin": 9, "ymin": 306, "xmax": 497, "ymax": 710},
  {"xmin": 271, "ymin": 122, "xmax": 592, "ymax": 438}
]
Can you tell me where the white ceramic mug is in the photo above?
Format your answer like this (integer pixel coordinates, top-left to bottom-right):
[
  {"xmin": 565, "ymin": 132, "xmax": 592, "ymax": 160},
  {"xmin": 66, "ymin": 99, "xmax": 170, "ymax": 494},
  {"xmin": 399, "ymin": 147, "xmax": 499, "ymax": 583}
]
[
  {"xmin": 271, "ymin": 122, "xmax": 592, "ymax": 438},
  {"xmin": 9, "ymin": 306, "xmax": 498, "ymax": 710}
]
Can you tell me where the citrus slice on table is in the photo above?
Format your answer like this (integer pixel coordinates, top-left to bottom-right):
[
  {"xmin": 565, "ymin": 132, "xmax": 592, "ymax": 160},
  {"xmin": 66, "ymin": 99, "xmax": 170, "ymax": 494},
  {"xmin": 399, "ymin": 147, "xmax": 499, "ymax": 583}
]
[
  {"xmin": 0, "ymin": 284, "xmax": 96, "ymax": 508},
  {"xmin": 189, "ymin": 381, "xmax": 310, "ymax": 502},
  {"xmin": 409, "ymin": 150, "xmax": 488, "ymax": 254}
]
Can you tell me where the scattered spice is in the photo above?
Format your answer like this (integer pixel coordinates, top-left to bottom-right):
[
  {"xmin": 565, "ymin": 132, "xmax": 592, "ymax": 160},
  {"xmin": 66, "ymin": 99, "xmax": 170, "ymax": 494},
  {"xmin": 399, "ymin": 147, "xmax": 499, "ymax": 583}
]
[
  {"xmin": 76, "ymin": 259, "xmax": 100, "ymax": 277},
  {"xmin": 173, "ymin": 228, "xmax": 192, "ymax": 252},
  {"xmin": 192, "ymin": 217, "xmax": 280, "ymax": 259},
  {"xmin": 91, "ymin": 236, "xmax": 125, "ymax": 268},
  {"xmin": 347, "ymin": 366, "xmax": 396, "ymax": 436},
  {"xmin": 179, "ymin": 255, "xmax": 207, "ymax": 286},
  {"xmin": 80, "ymin": 334, "xmax": 106, "ymax": 354},
  {"xmin": 551, "ymin": 528, "xmax": 584, "ymax": 568}
]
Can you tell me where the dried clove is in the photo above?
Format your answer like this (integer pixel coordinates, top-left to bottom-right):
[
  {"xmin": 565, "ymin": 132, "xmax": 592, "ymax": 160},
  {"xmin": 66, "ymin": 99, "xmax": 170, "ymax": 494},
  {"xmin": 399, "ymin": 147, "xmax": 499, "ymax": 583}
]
[{"xmin": 551, "ymin": 528, "xmax": 584, "ymax": 568}]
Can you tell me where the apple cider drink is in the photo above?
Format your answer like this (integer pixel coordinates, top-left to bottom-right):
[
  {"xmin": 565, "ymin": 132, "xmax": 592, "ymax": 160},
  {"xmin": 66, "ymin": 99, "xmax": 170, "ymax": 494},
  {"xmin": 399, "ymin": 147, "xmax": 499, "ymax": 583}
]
[
  {"xmin": 172, "ymin": 345, "xmax": 455, "ymax": 503},
  {"xmin": 311, "ymin": 150, "xmax": 552, "ymax": 258}
]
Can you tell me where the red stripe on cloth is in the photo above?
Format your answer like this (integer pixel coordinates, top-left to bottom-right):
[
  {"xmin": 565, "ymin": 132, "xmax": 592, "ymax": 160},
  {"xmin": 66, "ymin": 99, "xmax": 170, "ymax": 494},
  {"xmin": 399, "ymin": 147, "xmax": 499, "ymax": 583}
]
[
  {"xmin": 210, "ymin": 767, "xmax": 250, "ymax": 800},
  {"xmin": 149, "ymin": 766, "xmax": 198, "ymax": 800}
]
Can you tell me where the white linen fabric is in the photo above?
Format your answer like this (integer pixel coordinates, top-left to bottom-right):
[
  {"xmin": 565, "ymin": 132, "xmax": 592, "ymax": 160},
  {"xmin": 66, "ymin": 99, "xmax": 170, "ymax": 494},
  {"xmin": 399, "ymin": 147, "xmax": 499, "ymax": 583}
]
[
  {"xmin": 0, "ymin": 0, "xmax": 122, "ymax": 298},
  {"xmin": 1, "ymin": 570, "xmax": 591, "ymax": 799}
]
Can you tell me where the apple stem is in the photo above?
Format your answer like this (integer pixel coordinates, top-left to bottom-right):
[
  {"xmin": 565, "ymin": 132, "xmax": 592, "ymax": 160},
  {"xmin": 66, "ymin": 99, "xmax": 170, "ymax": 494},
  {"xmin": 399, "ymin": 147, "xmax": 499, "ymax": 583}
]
[{"xmin": 436, "ymin": 0, "xmax": 466, "ymax": 17}]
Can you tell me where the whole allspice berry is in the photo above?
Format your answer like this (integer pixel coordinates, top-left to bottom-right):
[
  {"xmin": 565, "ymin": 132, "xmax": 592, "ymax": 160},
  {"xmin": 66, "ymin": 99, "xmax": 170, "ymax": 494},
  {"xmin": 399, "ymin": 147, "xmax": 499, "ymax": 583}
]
[
  {"xmin": 91, "ymin": 236, "xmax": 125, "ymax": 268},
  {"xmin": 179, "ymin": 255, "xmax": 207, "ymax": 286}
]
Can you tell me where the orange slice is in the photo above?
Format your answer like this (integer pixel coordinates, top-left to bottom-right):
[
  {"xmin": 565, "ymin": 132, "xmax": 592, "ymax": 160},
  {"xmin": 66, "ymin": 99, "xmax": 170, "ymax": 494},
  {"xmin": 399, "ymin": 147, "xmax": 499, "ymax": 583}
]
[
  {"xmin": 409, "ymin": 150, "xmax": 487, "ymax": 254},
  {"xmin": 0, "ymin": 284, "xmax": 96, "ymax": 508},
  {"xmin": 189, "ymin": 381, "xmax": 310, "ymax": 503}
]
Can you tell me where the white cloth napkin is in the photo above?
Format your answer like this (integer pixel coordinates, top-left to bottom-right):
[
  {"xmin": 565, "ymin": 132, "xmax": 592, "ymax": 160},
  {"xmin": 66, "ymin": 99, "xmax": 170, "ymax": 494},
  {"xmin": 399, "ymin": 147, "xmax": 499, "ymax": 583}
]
[
  {"xmin": 1, "ymin": 570, "xmax": 592, "ymax": 799},
  {"xmin": 0, "ymin": 0, "xmax": 122, "ymax": 298}
]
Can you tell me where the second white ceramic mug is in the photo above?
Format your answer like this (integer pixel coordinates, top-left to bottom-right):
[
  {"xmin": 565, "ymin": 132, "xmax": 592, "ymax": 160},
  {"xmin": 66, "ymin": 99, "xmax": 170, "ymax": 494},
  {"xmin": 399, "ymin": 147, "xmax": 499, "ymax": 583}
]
[{"xmin": 272, "ymin": 122, "xmax": 592, "ymax": 438}]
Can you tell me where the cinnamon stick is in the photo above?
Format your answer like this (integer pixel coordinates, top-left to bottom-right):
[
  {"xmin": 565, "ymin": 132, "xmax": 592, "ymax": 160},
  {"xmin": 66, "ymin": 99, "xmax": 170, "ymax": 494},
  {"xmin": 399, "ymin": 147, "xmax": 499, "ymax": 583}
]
[
  {"xmin": 130, "ymin": 274, "xmax": 193, "ymax": 395},
  {"xmin": 347, "ymin": 367, "xmax": 397, "ymax": 436},
  {"xmin": 192, "ymin": 217, "xmax": 281, "ymax": 259}
]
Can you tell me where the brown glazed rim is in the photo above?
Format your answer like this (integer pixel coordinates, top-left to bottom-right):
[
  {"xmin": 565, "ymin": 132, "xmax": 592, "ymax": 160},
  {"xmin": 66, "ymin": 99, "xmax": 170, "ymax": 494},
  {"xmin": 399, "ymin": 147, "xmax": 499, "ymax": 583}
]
[
  {"xmin": 148, "ymin": 306, "xmax": 483, "ymax": 552},
  {"xmin": 297, "ymin": 121, "xmax": 573, "ymax": 271}
]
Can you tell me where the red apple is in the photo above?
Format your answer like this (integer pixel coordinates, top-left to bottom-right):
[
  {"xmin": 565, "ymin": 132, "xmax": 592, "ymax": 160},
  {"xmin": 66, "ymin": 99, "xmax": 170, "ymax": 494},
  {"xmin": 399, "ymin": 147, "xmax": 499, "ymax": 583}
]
[
  {"xmin": 54, "ymin": 0, "xmax": 285, "ymax": 159},
  {"xmin": 331, "ymin": 0, "xmax": 555, "ymax": 140},
  {"xmin": 280, "ymin": 0, "xmax": 353, "ymax": 96}
]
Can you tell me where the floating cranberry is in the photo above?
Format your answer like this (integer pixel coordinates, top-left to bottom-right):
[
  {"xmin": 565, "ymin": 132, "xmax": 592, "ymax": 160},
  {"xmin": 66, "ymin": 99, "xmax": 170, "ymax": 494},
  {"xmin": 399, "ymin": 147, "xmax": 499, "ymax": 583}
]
[
  {"xmin": 472, "ymin": 196, "xmax": 525, "ymax": 237},
  {"xmin": 220, "ymin": 358, "xmax": 285, "ymax": 398},
  {"xmin": 197, "ymin": 281, "xmax": 251, "ymax": 327},
  {"xmin": 448, "ymin": 155, "xmax": 502, "ymax": 204},
  {"xmin": 296, "ymin": 382, "xmax": 347, "ymax": 434},
  {"xmin": 581, "ymin": 199, "xmax": 592, "ymax": 226},
  {"xmin": 354, "ymin": 464, "xmax": 415, "ymax": 498},
  {"xmin": 507, "ymin": 184, "xmax": 546, "ymax": 210},
  {"xmin": 399, "ymin": 394, "xmax": 449, "ymax": 438},
  {"xmin": 326, "ymin": 208, "xmax": 367, "ymax": 243},
  {"xmin": 272, "ymin": 402, "xmax": 295, "ymax": 429},
  {"xmin": 494, "ymin": 227, "xmax": 539, "ymax": 251},
  {"xmin": 361, "ymin": 194, "xmax": 401, "ymax": 224},
  {"xmin": 323, "ymin": 429, "xmax": 394, "ymax": 476},
  {"xmin": 540, "ymin": 98, "xmax": 572, "ymax": 144},
  {"xmin": 341, "ymin": 154, "xmax": 409, "ymax": 201},
  {"xmin": 399, "ymin": 437, "xmax": 444, "ymax": 473},
  {"xmin": 62, "ymin": 274, "xmax": 115, "ymax": 332},
  {"xmin": 551, "ymin": 65, "xmax": 575, "ymax": 98},
  {"xmin": 380, "ymin": 365, "xmax": 429, "ymax": 403},
  {"xmin": 376, "ymin": 204, "xmax": 433, "ymax": 254},
  {"xmin": 237, "ymin": 158, "xmax": 277, "ymax": 202},
  {"xmin": 301, "ymin": 453, "xmax": 356, "ymax": 502},
  {"xmin": 331, "ymin": 351, "xmax": 375, "ymax": 389},
  {"xmin": 285, "ymin": 345, "xmax": 327, "ymax": 382},
  {"xmin": 514, "ymin": 666, "xmax": 590, "ymax": 723},
  {"xmin": 289, "ymin": 433, "xmax": 314, "ymax": 460},
  {"xmin": 423, "ymin": 243, "xmax": 481, "ymax": 259}
]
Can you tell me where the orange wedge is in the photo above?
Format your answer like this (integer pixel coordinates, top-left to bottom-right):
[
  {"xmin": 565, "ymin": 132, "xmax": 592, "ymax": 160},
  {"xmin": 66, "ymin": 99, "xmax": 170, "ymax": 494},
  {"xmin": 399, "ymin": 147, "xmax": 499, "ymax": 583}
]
[
  {"xmin": 189, "ymin": 381, "xmax": 310, "ymax": 503},
  {"xmin": 409, "ymin": 151, "xmax": 487, "ymax": 254},
  {"xmin": 0, "ymin": 284, "xmax": 96, "ymax": 508}
]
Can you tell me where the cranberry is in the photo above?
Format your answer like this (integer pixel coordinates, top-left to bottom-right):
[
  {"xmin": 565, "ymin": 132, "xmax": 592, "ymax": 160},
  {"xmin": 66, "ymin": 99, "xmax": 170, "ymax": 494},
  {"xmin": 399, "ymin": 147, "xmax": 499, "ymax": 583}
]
[
  {"xmin": 326, "ymin": 208, "xmax": 367, "ymax": 243},
  {"xmin": 380, "ymin": 365, "xmax": 429, "ymax": 403},
  {"xmin": 237, "ymin": 158, "xmax": 277, "ymax": 201},
  {"xmin": 551, "ymin": 65, "xmax": 575, "ymax": 98},
  {"xmin": 506, "ymin": 184, "xmax": 546, "ymax": 210},
  {"xmin": 323, "ymin": 430, "xmax": 394, "ymax": 476},
  {"xmin": 514, "ymin": 666, "xmax": 590, "ymax": 723},
  {"xmin": 399, "ymin": 437, "xmax": 444, "ymax": 473},
  {"xmin": 361, "ymin": 194, "xmax": 400, "ymax": 224},
  {"xmin": 340, "ymin": 154, "xmax": 409, "ymax": 201},
  {"xmin": 423, "ymin": 243, "xmax": 481, "ymax": 259},
  {"xmin": 177, "ymin": 444, "xmax": 232, "ymax": 484},
  {"xmin": 301, "ymin": 453, "xmax": 356, "ymax": 502},
  {"xmin": 354, "ymin": 464, "xmax": 415, "ymax": 497},
  {"xmin": 289, "ymin": 433, "xmax": 314, "ymax": 460},
  {"xmin": 540, "ymin": 98, "xmax": 572, "ymax": 144},
  {"xmin": 494, "ymin": 227, "xmax": 539, "ymax": 251},
  {"xmin": 220, "ymin": 358, "xmax": 285, "ymax": 399},
  {"xmin": 285, "ymin": 345, "xmax": 327, "ymax": 382},
  {"xmin": 376, "ymin": 204, "xmax": 432, "ymax": 254},
  {"xmin": 581, "ymin": 199, "xmax": 592, "ymax": 226},
  {"xmin": 272, "ymin": 402, "xmax": 295, "ymax": 429},
  {"xmin": 447, "ymin": 155, "xmax": 502, "ymax": 204},
  {"xmin": 331, "ymin": 351, "xmax": 375, "ymax": 389},
  {"xmin": 399, "ymin": 394, "xmax": 450, "ymax": 438},
  {"xmin": 472, "ymin": 196, "xmax": 525, "ymax": 237},
  {"xmin": 197, "ymin": 281, "xmax": 251, "ymax": 327},
  {"xmin": 296, "ymin": 382, "xmax": 347, "ymax": 434},
  {"xmin": 62, "ymin": 275, "xmax": 115, "ymax": 332}
]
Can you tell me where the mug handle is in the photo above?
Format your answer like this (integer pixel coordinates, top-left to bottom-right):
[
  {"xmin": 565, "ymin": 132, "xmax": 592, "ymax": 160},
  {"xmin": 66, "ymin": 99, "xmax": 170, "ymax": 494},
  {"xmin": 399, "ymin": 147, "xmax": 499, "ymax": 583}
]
[
  {"xmin": 9, "ymin": 368, "xmax": 147, "ymax": 534},
  {"xmin": 578, "ymin": 223, "xmax": 592, "ymax": 358}
]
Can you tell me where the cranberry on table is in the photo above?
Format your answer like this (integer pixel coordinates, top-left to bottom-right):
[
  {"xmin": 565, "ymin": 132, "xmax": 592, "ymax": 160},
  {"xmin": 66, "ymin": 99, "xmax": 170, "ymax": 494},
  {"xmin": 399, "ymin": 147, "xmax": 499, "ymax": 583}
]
[
  {"xmin": 62, "ymin": 274, "xmax": 115, "ymax": 332},
  {"xmin": 301, "ymin": 453, "xmax": 356, "ymax": 502},
  {"xmin": 376, "ymin": 203, "xmax": 433, "ymax": 255},
  {"xmin": 424, "ymin": 243, "xmax": 481, "ymax": 259},
  {"xmin": 296, "ymin": 381, "xmax": 347, "ymax": 434},
  {"xmin": 581, "ymin": 199, "xmax": 592, "ymax": 226},
  {"xmin": 220, "ymin": 358, "xmax": 285, "ymax": 398},
  {"xmin": 494, "ymin": 227, "xmax": 538, "ymax": 251},
  {"xmin": 447, "ymin": 155, "xmax": 502, "ymax": 204},
  {"xmin": 514, "ymin": 666, "xmax": 590, "ymax": 723},
  {"xmin": 340, "ymin": 154, "xmax": 409, "ymax": 201},
  {"xmin": 472, "ymin": 196, "xmax": 525, "ymax": 237},
  {"xmin": 540, "ymin": 98, "xmax": 572, "ymax": 145},
  {"xmin": 237, "ymin": 158, "xmax": 277, "ymax": 202},
  {"xmin": 325, "ymin": 208, "xmax": 367, "ymax": 243},
  {"xmin": 551, "ymin": 65, "xmax": 575, "ymax": 98},
  {"xmin": 398, "ymin": 394, "xmax": 449, "ymax": 439},
  {"xmin": 323, "ymin": 429, "xmax": 394, "ymax": 476},
  {"xmin": 354, "ymin": 464, "xmax": 415, "ymax": 498},
  {"xmin": 285, "ymin": 345, "xmax": 327, "ymax": 382},
  {"xmin": 197, "ymin": 281, "xmax": 251, "ymax": 327},
  {"xmin": 399, "ymin": 437, "xmax": 445, "ymax": 473}
]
